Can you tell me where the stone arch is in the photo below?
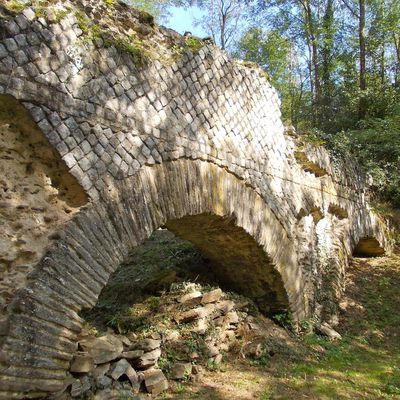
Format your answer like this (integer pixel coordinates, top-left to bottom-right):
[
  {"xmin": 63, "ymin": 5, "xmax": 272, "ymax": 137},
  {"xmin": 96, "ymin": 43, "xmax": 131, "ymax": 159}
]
[{"xmin": 0, "ymin": 159, "xmax": 306, "ymax": 399}]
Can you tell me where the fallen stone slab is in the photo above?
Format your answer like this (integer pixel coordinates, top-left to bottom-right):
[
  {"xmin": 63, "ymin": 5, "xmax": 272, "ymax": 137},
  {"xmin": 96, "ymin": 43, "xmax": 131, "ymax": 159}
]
[
  {"xmin": 177, "ymin": 306, "xmax": 208, "ymax": 322},
  {"xmin": 121, "ymin": 349, "xmax": 144, "ymax": 359},
  {"xmin": 79, "ymin": 334, "xmax": 123, "ymax": 364},
  {"xmin": 135, "ymin": 347, "xmax": 162, "ymax": 369},
  {"xmin": 201, "ymin": 288, "xmax": 222, "ymax": 304},
  {"xmin": 70, "ymin": 353, "xmax": 94, "ymax": 373},
  {"xmin": 170, "ymin": 362, "xmax": 192, "ymax": 380},
  {"xmin": 318, "ymin": 322, "xmax": 342, "ymax": 340},
  {"xmin": 93, "ymin": 363, "xmax": 110, "ymax": 378},
  {"xmin": 215, "ymin": 300, "xmax": 235, "ymax": 315},
  {"xmin": 109, "ymin": 359, "xmax": 139, "ymax": 389},
  {"xmin": 144, "ymin": 369, "xmax": 169, "ymax": 395},
  {"xmin": 132, "ymin": 338, "xmax": 161, "ymax": 352},
  {"xmin": 178, "ymin": 291, "xmax": 202, "ymax": 304}
]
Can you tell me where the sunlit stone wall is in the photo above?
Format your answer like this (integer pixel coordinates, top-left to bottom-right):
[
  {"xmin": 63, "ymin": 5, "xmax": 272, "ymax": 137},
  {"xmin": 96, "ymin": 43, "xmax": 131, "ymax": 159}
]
[{"xmin": 0, "ymin": 0, "xmax": 392, "ymax": 397}]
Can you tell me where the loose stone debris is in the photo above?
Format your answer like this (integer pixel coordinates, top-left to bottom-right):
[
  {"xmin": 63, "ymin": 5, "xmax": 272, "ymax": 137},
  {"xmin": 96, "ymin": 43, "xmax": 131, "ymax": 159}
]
[{"xmin": 69, "ymin": 283, "xmax": 297, "ymax": 398}]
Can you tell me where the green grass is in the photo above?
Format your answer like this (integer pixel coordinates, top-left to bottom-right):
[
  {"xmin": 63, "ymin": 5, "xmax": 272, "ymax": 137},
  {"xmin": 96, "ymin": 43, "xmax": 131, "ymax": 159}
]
[
  {"xmin": 264, "ymin": 255, "xmax": 400, "ymax": 399},
  {"xmin": 82, "ymin": 230, "xmax": 205, "ymax": 330}
]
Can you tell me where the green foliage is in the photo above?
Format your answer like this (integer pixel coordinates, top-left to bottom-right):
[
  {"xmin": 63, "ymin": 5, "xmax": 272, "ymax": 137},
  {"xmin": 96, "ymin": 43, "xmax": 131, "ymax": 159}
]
[
  {"xmin": 105, "ymin": 34, "xmax": 151, "ymax": 66},
  {"xmin": 123, "ymin": 0, "xmax": 171, "ymax": 22},
  {"xmin": 312, "ymin": 110, "xmax": 400, "ymax": 208},
  {"xmin": 75, "ymin": 10, "xmax": 91, "ymax": 34},
  {"xmin": 184, "ymin": 36, "xmax": 203, "ymax": 54},
  {"xmin": 54, "ymin": 7, "xmax": 72, "ymax": 22},
  {"xmin": 235, "ymin": 27, "xmax": 302, "ymax": 125},
  {"xmin": 272, "ymin": 311, "xmax": 295, "ymax": 331},
  {"xmin": 3, "ymin": 0, "xmax": 28, "ymax": 13}
]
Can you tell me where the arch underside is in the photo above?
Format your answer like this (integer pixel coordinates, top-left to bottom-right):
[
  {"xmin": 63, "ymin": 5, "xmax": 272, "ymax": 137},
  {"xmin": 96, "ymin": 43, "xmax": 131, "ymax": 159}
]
[
  {"xmin": 166, "ymin": 214, "xmax": 289, "ymax": 315},
  {"xmin": 0, "ymin": 159, "xmax": 303, "ymax": 398}
]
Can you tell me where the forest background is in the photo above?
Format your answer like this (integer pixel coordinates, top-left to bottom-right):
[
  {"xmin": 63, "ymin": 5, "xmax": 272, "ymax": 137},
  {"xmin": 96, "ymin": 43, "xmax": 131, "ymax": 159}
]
[{"xmin": 130, "ymin": 0, "xmax": 400, "ymax": 220}]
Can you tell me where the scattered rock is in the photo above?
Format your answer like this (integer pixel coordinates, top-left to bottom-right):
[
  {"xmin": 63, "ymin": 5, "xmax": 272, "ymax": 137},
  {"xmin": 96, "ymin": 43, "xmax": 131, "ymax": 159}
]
[
  {"xmin": 133, "ymin": 338, "xmax": 161, "ymax": 352},
  {"xmin": 225, "ymin": 311, "xmax": 239, "ymax": 325},
  {"xmin": 213, "ymin": 354, "xmax": 223, "ymax": 364},
  {"xmin": 135, "ymin": 347, "xmax": 162, "ymax": 369},
  {"xmin": 70, "ymin": 353, "xmax": 94, "ymax": 373},
  {"xmin": 126, "ymin": 332, "xmax": 138, "ymax": 342},
  {"xmin": 205, "ymin": 343, "xmax": 220, "ymax": 357},
  {"xmin": 149, "ymin": 332, "xmax": 161, "ymax": 340},
  {"xmin": 95, "ymin": 374, "xmax": 112, "ymax": 389},
  {"xmin": 165, "ymin": 330, "xmax": 180, "ymax": 343},
  {"xmin": 201, "ymin": 288, "xmax": 222, "ymax": 304},
  {"xmin": 117, "ymin": 335, "xmax": 132, "ymax": 347},
  {"xmin": 109, "ymin": 359, "xmax": 139, "ymax": 389},
  {"xmin": 318, "ymin": 322, "xmax": 342, "ymax": 340},
  {"xmin": 170, "ymin": 362, "xmax": 192, "ymax": 380},
  {"xmin": 215, "ymin": 300, "xmax": 235, "ymax": 315},
  {"xmin": 178, "ymin": 306, "xmax": 207, "ymax": 322},
  {"xmin": 92, "ymin": 363, "xmax": 110, "ymax": 378},
  {"xmin": 70, "ymin": 376, "xmax": 91, "ymax": 397},
  {"xmin": 79, "ymin": 334, "xmax": 123, "ymax": 364},
  {"xmin": 192, "ymin": 364, "xmax": 202, "ymax": 375},
  {"xmin": 72, "ymin": 283, "xmax": 299, "ymax": 398},
  {"xmin": 121, "ymin": 349, "xmax": 144, "ymax": 359},
  {"xmin": 178, "ymin": 291, "xmax": 202, "ymax": 304},
  {"xmin": 191, "ymin": 318, "xmax": 207, "ymax": 334},
  {"xmin": 144, "ymin": 369, "xmax": 169, "ymax": 395}
]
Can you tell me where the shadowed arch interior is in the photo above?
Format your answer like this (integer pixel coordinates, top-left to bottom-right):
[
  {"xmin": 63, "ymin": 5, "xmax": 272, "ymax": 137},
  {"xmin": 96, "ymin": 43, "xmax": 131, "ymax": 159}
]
[
  {"xmin": 353, "ymin": 237, "xmax": 385, "ymax": 257},
  {"xmin": 166, "ymin": 214, "xmax": 289, "ymax": 315}
]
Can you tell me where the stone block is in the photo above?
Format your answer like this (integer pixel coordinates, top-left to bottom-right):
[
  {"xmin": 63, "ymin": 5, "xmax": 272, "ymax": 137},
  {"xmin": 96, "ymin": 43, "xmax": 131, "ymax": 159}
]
[
  {"xmin": 79, "ymin": 334, "xmax": 123, "ymax": 364},
  {"xmin": 170, "ymin": 362, "xmax": 192, "ymax": 380},
  {"xmin": 70, "ymin": 353, "xmax": 94, "ymax": 373},
  {"xmin": 144, "ymin": 369, "xmax": 168, "ymax": 395}
]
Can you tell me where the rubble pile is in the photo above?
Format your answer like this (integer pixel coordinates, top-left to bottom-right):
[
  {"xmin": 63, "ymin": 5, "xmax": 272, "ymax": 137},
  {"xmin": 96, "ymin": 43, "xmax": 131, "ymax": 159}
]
[{"xmin": 69, "ymin": 283, "xmax": 278, "ymax": 398}]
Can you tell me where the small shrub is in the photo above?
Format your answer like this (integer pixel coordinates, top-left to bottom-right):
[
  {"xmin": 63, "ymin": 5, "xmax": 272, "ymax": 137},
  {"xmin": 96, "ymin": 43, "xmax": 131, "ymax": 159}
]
[
  {"xmin": 4, "ymin": 0, "xmax": 29, "ymax": 13},
  {"xmin": 272, "ymin": 311, "xmax": 295, "ymax": 331},
  {"xmin": 185, "ymin": 36, "xmax": 203, "ymax": 53},
  {"xmin": 105, "ymin": 34, "xmax": 150, "ymax": 66},
  {"xmin": 75, "ymin": 10, "xmax": 90, "ymax": 34}
]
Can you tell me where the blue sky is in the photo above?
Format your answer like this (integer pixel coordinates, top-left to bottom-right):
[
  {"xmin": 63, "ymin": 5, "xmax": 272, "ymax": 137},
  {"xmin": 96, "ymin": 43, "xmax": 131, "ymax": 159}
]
[{"xmin": 164, "ymin": 6, "xmax": 207, "ymax": 37}]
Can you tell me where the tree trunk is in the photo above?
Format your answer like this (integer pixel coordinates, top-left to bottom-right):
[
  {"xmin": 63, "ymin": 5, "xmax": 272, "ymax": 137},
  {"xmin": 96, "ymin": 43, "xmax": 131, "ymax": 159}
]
[
  {"xmin": 358, "ymin": 0, "xmax": 367, "ymax": 119},
  {"xmin": 393, "ymin": 33, "xmax": 400, "ymax": 87},
  {"xmin": 321, "ymin": 0, "xmax": 334, "ymax": 126}
]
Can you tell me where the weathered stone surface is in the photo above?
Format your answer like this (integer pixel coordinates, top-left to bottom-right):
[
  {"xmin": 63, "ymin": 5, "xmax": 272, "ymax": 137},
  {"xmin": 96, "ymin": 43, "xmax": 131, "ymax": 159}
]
[
  {"xmin": 170, "ymin": 362, "xmax": 192, "ymax": 380},
  {"xmin": 201, "ymin": 289, "xmax": 222, "ymax": 304},
  {"xmin": 177, "ymin": 307, "xmax": 209, "ymax": 322},
  {"xmin": 132, "ymin": 338, "xmax": 161, "ymax": 352},
  {"xmin": 79, "ymin": 335, "xmax": 123, "ymax": 364},
  {"xmin": 92, "ymin": 363, "xmax": 110, "ymax": 378},
  {"xmin": 70, "ymin": 353, "xmax": 94, "ymax": 373},
  {"xmin": 121, "ymin": 350, "xmax": 144, "ymax": 359},
  {"xmin": 95, "ymin": 374, "xmax": 112, "ymax": 390},
  {"xmin": 143, "ymin": 369, "xmax": 169, "ymax": 395},
  {"xmin": 318, "ymin": 322, "xmax": 342, "ymax": 340},
  {"xmin": 109, "ymin": 358, "xmax": 139, "ymax": 388},
  {"xmin": 178, "ymin": 291, "xmax": 202, "ymax": 304},
  {"xmin": 70, "ymin": 376, "xmax": 91, "ymax": 398},
  {"xmin": 134, "ymin": 348, "xmax": 162, "ymax": 369}
]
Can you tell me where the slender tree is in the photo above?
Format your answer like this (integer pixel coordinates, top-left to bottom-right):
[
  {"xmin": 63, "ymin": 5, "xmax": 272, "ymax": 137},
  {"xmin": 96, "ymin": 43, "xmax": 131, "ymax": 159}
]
[{"xmin": 194, "ymin": 0, "xmax": 246, "ymax": 50}]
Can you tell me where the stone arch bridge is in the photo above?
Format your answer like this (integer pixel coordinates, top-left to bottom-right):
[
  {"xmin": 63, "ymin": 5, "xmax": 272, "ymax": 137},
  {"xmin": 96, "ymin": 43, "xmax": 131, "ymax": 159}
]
[{"xmin": 0, "ymin": 0, "xmax": 391, "ymax": 397}]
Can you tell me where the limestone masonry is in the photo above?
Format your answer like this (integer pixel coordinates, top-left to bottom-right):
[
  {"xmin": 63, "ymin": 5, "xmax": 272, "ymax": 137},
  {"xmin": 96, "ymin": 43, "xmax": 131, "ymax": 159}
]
[{"xmin": 0, "ymin": 0, "xmax": 392, "ymax": 397}]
